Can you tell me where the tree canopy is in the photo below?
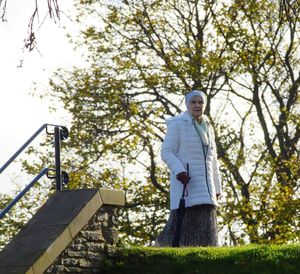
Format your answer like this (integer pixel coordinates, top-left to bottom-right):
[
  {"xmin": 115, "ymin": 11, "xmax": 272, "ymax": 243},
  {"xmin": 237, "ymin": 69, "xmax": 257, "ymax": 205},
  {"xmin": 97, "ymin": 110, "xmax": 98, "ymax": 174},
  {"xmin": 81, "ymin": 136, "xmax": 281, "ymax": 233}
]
[{"xmin": 3, "ymin": 0, "xmax": 299, "ymax": 246}]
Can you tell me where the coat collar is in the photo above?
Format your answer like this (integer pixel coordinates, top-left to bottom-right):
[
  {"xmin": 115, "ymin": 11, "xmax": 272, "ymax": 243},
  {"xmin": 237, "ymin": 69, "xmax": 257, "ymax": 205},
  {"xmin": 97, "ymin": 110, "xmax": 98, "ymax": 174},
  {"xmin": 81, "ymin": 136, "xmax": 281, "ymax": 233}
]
[
  {"xmin": 166, "ymin": 111, "xmax": 192, "ymax": 125},
  {"xmin": 166, "ymin": 111, "xmax": 210, "ymax": 126}
]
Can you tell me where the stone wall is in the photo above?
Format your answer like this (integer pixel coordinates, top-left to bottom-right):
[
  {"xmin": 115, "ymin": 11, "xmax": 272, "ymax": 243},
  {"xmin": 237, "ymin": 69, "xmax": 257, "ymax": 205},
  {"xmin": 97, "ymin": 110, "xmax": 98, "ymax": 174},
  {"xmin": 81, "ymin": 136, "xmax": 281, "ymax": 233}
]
[{"xmin": 46, "ymin": 205, "xmax": 120, "ymax": 273}]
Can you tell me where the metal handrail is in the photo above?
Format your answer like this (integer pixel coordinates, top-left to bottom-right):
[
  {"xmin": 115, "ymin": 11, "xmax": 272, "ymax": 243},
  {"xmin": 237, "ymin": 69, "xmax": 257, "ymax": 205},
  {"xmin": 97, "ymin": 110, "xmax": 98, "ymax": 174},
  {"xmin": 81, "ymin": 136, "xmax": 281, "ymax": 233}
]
[
  {"xmin": 0, "ymin": 123, "xmax": 69, "ymax": 219},
  {"xmin": 0, "ymin": 168, "xmax": 49, "ymax": 218},
  {"xmin": 0, "ymin": 123, "xmax": 67, "ymax": 174}
]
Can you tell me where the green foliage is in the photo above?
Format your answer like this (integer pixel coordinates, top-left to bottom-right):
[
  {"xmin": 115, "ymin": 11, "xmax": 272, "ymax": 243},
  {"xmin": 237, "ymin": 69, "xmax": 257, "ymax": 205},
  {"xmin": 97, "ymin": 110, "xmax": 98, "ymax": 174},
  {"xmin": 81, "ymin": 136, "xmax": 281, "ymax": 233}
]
[
  {"xmin": 101, "ymin": 244, "xmax": 300, "ymax": 274},
  {"xmin": 23, "ymin": 0, "xmax": 300, "ymax": 246}
]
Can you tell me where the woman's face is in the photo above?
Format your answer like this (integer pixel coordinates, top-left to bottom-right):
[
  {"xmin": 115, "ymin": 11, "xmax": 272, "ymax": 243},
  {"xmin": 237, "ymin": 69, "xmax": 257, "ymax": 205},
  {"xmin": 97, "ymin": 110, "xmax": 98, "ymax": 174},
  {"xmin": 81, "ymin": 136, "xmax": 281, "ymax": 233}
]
[{"xmin": 188, "ymin": 96, "xmax": 204, "ymax": 120}]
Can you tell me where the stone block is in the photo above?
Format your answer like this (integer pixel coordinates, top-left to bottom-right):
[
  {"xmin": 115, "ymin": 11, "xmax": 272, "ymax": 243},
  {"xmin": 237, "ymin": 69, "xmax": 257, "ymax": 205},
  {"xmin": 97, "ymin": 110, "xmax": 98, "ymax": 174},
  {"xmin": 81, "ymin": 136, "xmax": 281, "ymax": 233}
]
[
  {"xmin": 99, "ymin": 188, "xmax": 125, "ymax": 206},
  {"xmin": 86, "ymin": 243, "xmax": 105, "ymax": 252},
  {"xmin": 78, "ymin": 259, "xmax": 93, "ymax": 268},
  {"xmin": 71, "ymin": 244, "xmax": 86, "ymax": 251},
  {"xmin": 67, "ymin": 250, "xmax": 83, "ymax": 258},
  {"xmin": 81, "ymin": 231, "xmax": 105, "ymax": 242},
  {"xmin": 61, "ymin": 258, "xmax": 79, "ymax": 267}
]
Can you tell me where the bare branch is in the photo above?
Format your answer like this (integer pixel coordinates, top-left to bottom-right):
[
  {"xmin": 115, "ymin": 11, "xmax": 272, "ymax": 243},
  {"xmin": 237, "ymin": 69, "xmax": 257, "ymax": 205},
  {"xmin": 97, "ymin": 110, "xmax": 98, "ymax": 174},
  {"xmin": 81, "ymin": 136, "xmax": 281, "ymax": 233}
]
[
  {"xmin": 24, "ymin": 0, "xmax": 61, "ymax": 52},
  {"xmin": 0, "ymin": 0, "xmax": 7, "ymax": 22}
]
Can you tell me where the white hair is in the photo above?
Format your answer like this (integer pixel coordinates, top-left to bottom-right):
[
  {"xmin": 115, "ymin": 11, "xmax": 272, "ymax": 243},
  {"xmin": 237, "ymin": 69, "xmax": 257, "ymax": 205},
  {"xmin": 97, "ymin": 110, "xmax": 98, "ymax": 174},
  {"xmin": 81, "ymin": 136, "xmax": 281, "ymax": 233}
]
[{"xmin": 185, "ymin": 90, "xmax": 207, "ymax": 110}]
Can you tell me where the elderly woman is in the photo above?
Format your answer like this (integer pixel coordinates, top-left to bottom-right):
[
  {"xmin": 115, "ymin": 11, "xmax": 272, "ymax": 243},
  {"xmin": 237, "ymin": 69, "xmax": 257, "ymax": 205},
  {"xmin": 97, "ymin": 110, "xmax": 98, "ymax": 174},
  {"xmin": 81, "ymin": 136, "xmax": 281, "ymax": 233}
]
[{"xmin": 156, "ymin": 90, "xmax": 222, "ymax": 247}]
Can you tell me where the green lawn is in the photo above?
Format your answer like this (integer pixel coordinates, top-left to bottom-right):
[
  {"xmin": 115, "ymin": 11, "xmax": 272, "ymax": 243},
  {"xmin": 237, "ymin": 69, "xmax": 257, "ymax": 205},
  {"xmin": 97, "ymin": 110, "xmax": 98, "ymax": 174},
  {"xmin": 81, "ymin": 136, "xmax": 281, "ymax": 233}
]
[{"xmin": 100, "ymin": 244, "xmax": 300, "ymax": 274}]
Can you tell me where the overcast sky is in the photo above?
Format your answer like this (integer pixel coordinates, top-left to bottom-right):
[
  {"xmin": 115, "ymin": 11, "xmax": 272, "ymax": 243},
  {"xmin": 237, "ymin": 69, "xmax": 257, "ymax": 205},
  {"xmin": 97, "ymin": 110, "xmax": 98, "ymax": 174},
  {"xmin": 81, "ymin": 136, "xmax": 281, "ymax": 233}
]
[{"xmin": 0, "ymin": 1, "xmax": 81, "ymax": 194}]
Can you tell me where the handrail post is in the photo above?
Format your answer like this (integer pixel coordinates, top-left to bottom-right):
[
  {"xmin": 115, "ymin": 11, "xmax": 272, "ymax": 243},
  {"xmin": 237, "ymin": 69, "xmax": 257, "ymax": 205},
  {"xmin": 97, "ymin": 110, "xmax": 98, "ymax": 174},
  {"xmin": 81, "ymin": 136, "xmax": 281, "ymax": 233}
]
[
  {"xmin": 0, "ymin": 123, "xmax": 69, "ymax": 218},
  {"xmin": 54, "ymin": 126, "xmax": 62, "ymax": 190}
]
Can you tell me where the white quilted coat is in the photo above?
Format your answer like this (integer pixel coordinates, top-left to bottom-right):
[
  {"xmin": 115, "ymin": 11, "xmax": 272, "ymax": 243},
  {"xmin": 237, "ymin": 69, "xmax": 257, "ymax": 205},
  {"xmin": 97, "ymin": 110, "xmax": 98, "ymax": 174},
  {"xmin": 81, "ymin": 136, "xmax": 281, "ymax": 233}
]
[{"xmin": 161, "ymin": 112, "xmax": 222, "ymax": 210}]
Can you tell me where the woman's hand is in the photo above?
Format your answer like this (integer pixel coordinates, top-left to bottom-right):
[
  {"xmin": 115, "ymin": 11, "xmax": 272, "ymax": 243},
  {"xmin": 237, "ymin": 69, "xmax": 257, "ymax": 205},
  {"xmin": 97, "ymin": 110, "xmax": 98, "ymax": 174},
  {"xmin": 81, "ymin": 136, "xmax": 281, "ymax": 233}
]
[{"xmin": 176, "ymin": 172, "xmax": 189, "ymax": 185}]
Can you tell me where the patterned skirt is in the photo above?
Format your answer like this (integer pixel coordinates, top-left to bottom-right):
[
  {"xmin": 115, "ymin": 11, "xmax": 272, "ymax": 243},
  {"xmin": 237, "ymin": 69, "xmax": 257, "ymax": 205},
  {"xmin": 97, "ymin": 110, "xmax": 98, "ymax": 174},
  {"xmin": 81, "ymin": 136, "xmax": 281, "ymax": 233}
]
[{"xmin": 155, "ymin": 204, "xmax": 218, "ymax": 247}]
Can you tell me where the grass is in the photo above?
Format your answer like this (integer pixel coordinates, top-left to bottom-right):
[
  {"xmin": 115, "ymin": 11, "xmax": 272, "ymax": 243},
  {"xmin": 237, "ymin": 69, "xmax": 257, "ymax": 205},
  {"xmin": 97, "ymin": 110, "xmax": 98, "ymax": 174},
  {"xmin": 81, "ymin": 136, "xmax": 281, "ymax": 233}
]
[{"xmin": 100, "ymin": 244, "xmax": 300, "ymax": 274}]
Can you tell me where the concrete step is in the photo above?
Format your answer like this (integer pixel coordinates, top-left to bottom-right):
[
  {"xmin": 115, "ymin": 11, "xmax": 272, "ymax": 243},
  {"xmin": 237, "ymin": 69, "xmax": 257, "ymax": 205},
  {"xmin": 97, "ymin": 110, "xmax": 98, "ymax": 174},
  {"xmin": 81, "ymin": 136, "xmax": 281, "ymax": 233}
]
[{"xmin": 0, "ymin": 188, "xmax": 124, "ymax": 274}]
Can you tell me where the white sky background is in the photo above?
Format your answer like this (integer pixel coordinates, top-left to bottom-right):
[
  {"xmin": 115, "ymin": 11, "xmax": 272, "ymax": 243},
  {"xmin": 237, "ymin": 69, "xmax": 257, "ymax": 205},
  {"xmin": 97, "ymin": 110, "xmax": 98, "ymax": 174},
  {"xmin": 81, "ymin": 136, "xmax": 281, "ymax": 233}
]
[{"xmin": 0, "ymin": 0, "xmax": 81, "ymax": 194}]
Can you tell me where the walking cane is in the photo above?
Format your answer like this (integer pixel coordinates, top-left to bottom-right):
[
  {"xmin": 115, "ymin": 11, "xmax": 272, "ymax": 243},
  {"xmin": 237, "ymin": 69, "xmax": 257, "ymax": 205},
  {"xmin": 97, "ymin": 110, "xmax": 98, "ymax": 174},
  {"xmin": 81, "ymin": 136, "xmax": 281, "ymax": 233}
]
[{"xmin": 172, "ymin": 163, "xmax": 189, "ymax": 247}]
